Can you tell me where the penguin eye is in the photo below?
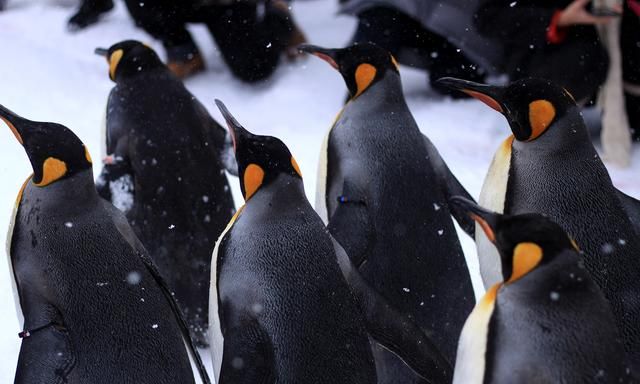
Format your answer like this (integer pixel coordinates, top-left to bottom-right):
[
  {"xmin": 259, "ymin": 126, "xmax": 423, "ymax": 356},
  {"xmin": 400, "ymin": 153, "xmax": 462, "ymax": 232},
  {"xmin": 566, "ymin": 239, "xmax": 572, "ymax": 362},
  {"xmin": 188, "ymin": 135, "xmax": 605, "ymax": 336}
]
[
  {"xmin": 508, "ymin": 242, "xmax": 543, "ymax": 283},
  {"xmin": 527, "ymin": 100, "xmax": 555, "ymax": 141},
  {"xmin": 354, "ymin": 63, "xmax": 377, "ymax": 98}
]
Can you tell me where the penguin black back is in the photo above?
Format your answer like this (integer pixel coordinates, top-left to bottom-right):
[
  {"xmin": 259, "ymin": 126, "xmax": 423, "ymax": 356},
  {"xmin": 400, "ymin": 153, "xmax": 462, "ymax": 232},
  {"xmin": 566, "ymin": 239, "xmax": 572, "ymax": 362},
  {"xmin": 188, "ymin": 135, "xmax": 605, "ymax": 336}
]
[
  {"xmin": 209, "ymin": 101, "xmax": 376, "ymax": 383},
  {"xmin": 302, "ymin": 43, "xmax": 475, "ymax": 382},
  {"xmin": 440, "ymin": 76, "xmax": 640, "ymax": 366},
  {"xmin": 95, "ymin": 40, "xmax": 235, "ymax": 346},
  {"xmin": 1, "ymin": 105, "xmax": 209, "ymax": 383}
]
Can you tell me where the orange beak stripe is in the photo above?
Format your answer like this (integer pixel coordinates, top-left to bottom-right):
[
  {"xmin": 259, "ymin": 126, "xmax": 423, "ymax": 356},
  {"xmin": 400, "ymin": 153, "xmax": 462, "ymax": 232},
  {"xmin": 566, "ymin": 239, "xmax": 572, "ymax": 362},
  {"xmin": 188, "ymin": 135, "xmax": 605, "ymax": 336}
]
[
  {"xmin": 464, "ymin": 90, "xmax": 503, "ymax": 113},
  {"xmin": 471, "ymin": 213, "xmax": 495, "ymax": 243},
  {"xmin": 1, "ymin": 116, "xmax": 23, "ymax": 145},
  {"xmin": 313, "ymin": 52, "xmax": 338, "ymax": 70}
]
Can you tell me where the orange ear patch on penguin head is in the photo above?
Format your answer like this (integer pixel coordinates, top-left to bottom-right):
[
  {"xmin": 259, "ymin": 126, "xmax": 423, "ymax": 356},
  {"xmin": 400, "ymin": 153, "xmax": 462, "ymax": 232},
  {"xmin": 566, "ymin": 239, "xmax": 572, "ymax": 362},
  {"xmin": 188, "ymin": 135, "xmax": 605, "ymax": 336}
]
[
  {"xmin": 243, "ymin": 163, "xmax": 265, "ymax": 201},
  {"xmin": 528, "ymin": 100, "xmax": 556, "ymax": 141},
  {"xmin": 507, "ymin": 242, "xmax": 543, "ymax": 283},
  {"xmin": 34, "ymin": 157, "xmax": 68, "ymax": 187},
  {"xmin": 109, "ymin": 49, "xmax": 124, "ymax": 80},
  {"xmin": 354, "ymin": 63, "xmax": 377, "ymax": 98}
]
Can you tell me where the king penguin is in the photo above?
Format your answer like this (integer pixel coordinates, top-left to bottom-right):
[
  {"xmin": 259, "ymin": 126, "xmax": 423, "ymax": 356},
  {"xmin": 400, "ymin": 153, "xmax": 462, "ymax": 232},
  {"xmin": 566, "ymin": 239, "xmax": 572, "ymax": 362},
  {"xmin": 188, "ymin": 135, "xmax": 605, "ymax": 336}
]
[
  {"xmin": 439, "ymin": 76, "xmax": 640, "ymax": 366},
  {"xmin": 299, "ymin": 42, "xmax": 475, "ymax": 381},
  {"xmin": 94, "ymin": 40, "xmax": 236, "ymax": 346},
  {"xmin": 1, "ymin": 105, "xmax": 209, "ymax": 384},
  {"xmin": 208, "ymin": 100, "xmax": 453, "ymax": 384},
  {"xmin": 449, "ymin": 197, "xmax": 636, "ymax": 383}
]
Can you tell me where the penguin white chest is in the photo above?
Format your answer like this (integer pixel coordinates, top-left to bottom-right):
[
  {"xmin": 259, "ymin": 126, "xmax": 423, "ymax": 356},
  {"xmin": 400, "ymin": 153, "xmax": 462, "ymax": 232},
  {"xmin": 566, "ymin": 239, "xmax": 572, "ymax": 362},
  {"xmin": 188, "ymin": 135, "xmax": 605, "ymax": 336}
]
[
  {"xmin": 6, "ymin": 176, "xmax": 31, "ymax": 328},
  {"xmin": 209, "ymin": 207, "xmax": 246, "ymax": 382},
  {"xmin": 453, "ymin": 284, "xmax": 500, "ymax": 384},
  {"xmin": 477, "ymin": 136, "xmax": 513, "ymax": 289}
]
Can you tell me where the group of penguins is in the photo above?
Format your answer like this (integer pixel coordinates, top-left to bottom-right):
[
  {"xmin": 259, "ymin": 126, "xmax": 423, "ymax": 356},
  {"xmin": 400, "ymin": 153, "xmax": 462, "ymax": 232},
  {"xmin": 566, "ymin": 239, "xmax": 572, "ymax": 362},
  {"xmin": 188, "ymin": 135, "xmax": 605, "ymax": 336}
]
[{"xmin": 3, "ymin": 38, "xmax": 640, "ymax": 384}]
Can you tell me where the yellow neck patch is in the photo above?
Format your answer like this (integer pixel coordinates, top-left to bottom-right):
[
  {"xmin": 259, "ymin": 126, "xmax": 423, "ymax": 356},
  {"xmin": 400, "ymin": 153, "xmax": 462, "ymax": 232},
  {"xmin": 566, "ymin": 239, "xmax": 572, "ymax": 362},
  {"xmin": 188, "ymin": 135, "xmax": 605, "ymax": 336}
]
[
  {"xmin": 528, "ymin": 100, "xmax": 555, "ymax": 140},
  {"xmin": 1, "ymin": 116, "xmax": 23, "ymax": 144},
  {"xmin": 84, "ymin": 145, "xmax": 93, "ymax": 164},
  {"xmin": 508, "ymin": 242, "xmax": 543, "ymax": 283},
  {"xmin": 354, "ymin": 63, "xmax": 377, "ymax": 98},
  {"xmin": 35, "ymin": 157, "xmax": 67, "ymax": 187},
  {"xmin": 390, "ymin": 55, "xmax": 400, "ymax": 71},
  {"xmin": 109, "ymin": 49, "xmax": 124, "ymax": 80},
  {"xmin": 291, "ymin": 157, "xmax": 302, "ymax": 177},
  {"xmin": 243, "ymin": 163, "xmax": 264, "ymax": 201},
  {"xmin": 15, "ymin": 174, "xmax": 32, "ymax": 205}
]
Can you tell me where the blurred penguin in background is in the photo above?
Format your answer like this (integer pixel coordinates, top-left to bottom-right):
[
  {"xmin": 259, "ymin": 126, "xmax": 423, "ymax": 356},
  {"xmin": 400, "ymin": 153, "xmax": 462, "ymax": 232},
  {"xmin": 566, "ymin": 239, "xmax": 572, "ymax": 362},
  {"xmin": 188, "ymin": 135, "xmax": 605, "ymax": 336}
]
[
  {"xmin": 67, "ymin": 0, "xmax": 114, "ymax": 30},
  {"xmin": 338, "ymin": 0, "xmax": 500, "ymax": 97},
  {"xmin": 121, "ymin": 0, "xmax": 307, "ymax": 79},
  {"xmin": 95, "ymin": 40, "xmax": 236, "ymax": 347}
]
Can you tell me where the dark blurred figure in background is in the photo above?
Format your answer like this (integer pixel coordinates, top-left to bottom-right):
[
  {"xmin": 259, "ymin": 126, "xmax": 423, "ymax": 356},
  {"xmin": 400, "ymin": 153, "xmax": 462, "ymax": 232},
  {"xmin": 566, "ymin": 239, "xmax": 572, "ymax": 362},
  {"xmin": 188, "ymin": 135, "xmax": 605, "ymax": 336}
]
[
  {"xmin": 339, "ymin": 0, "xmax": 501, "ymax": 97},
  {"xmin": 476, "ymin": 0, "xmax": 614, "ymax": 103},
  {"xmin": 68, "ymin": 0, "xmax": 113, "ymax": 30},
  {"xmin": 123, "ymin": 0, "xmax": 306, "ymax": 80},
  {"xmin": 0, "ymin": 0, "xmax": 6, "ymax": 11},
  {"xmin": 622, "ymin": 0, "xmax": 640, "ymax": 139}
]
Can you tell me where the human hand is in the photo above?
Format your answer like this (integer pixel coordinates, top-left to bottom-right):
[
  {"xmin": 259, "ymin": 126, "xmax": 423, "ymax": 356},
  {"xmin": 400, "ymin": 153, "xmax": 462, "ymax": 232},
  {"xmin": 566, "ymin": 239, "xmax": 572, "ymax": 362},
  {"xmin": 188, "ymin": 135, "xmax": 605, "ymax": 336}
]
[{"xmin": 557, "ymin": 0, "xmax": 618, "ymax": 26}]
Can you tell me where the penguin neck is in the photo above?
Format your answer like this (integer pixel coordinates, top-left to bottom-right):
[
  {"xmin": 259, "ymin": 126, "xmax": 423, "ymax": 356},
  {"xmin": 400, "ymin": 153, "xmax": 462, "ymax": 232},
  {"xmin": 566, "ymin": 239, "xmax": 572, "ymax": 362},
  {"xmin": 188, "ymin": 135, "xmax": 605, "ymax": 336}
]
[
  {"xmin": 115, "ymin": 64, "xmax": 169, "ymax": 82},
  {"xmin": 348, "ymin": 71, "xmax": 405, "ymax": 109},
  {"xmin": 28, "ymin": 169, "xmax": 99, "ymax": 210},
  {"xmin": 512, "ymin": 107, "xmax": 593, "ymax": 156},
  {"xmin": 245, "ymin": 174, "xmax": 307, "ymax": 214},
  {"xmin": 502, "ymin": 250, "xmax": 589, "ymax": 299}
]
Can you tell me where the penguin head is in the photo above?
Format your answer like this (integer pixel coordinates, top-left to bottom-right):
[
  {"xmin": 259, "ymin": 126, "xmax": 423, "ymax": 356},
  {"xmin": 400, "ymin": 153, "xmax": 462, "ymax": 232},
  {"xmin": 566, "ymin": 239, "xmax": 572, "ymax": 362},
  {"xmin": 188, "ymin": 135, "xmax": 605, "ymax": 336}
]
[
  {"xmin": 95, "ymin": 40, "xmax": 164, "ymax": 82},
  {"xmin": 437, "ymin": 77, "xmax": 575, "ymax": 142},
  {"xmin": 450, "ymin": 197, "xmax": 579, "ymax": 283},
  {"xmin": 0, "ymin": 105, "xmax": 93, "ymax": 186},
  {"xmin": 299, "ymin": 42, "xmax": 400, "ymax": 99},
  {"xmin": 214, "ymin": 100, "xmax": 303, "ymax": 201}
]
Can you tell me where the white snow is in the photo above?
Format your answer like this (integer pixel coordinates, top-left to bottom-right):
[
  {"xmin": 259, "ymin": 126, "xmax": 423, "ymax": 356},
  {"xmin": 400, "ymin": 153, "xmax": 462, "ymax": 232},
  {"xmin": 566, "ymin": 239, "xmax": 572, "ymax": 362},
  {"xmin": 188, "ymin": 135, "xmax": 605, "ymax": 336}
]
[{"xmin": 1, "ymin": 0, "xmax": 640, "ymax": 381}]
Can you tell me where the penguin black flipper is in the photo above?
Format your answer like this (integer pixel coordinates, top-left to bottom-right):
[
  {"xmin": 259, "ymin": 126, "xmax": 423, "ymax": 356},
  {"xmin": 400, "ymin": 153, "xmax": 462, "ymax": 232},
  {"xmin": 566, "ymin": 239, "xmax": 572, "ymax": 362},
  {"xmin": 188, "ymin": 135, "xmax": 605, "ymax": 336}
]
[
  {"xmin": 422, "ymin": 134, "xmax": 476, "ymax": 238},
  {"xmin": 327, "ymin": 180, "xmax": 374, "ymax": 267},
  {"xmin": 219, "ymin": 317, "xmax": 275, "ymax": 384},
  {"xmin": 616, "ymin": 189, "xmax": 640, "ymax": 234},
  {"xmin": 330, "ymin": 238, "xmax": 453, "ymax": 384},
  {"xmin": 95, "ymin": 157, "xmax": 134, "ymax": 205},
  {"xmin": 14, "ymin": 322, "xmax": 75, "ymax": 384},
  {"xmin": 111, "ymin": 207, "xmax": 211, "ymax": 384}
]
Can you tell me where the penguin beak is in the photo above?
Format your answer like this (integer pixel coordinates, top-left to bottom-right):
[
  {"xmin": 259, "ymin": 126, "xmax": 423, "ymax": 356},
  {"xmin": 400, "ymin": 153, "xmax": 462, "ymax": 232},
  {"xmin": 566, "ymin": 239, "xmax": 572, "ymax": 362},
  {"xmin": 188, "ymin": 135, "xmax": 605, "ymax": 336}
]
[
  {"xmin": 214, "ymin": 99, "xmax": 250, "ymax": 153},
  {"xmin": 436, "ymin": 77, "xmax": 504, "ymax": 113},
  {"xmin": 94, "ymin": 47, "xmax": 109, "ymax": 57},
  {"xmin": 298, "ymin": 44, "xmax": 339, "ymax": 70},
  {"xmin": 449, "ymin": 196, "xmax": 499, "ymax": 243},
  {"xmin": 0, "ymin": 104, "xmax": 27, "ymax": 146}
]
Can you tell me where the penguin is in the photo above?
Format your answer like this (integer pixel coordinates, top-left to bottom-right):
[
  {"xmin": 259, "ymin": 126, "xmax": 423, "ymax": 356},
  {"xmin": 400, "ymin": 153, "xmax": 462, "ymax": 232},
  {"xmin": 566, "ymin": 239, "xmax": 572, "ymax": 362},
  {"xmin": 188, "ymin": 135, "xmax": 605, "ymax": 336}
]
[
  {"xmin": 449, "ymin": 196, "xmax": 636, "ymax": 384},
  {"xmin": 209, "ymin": 100, "xmax": 453, "ymax": 384},
  {"xmin": 0, "ymin": 105, "xmax": 210, "ymax": 384},
  {"xmin": 438, "ymin": 77, "xmax": 640, "ymax": 366},
  {"xmin": 94, "ymin": 40, "xmax": 236, "ymax": 346},
  {"xmin": 298, "ymin": 42, "xmax": 475, "ymax": 381}
]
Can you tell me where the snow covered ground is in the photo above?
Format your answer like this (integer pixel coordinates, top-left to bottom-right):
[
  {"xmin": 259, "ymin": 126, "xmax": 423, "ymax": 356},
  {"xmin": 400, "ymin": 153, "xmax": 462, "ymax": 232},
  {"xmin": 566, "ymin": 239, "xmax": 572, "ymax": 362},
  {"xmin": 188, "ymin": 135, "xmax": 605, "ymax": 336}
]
[{"xmin": 1, "ymin": 0, "xmax": 639, "ymax": 380}]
